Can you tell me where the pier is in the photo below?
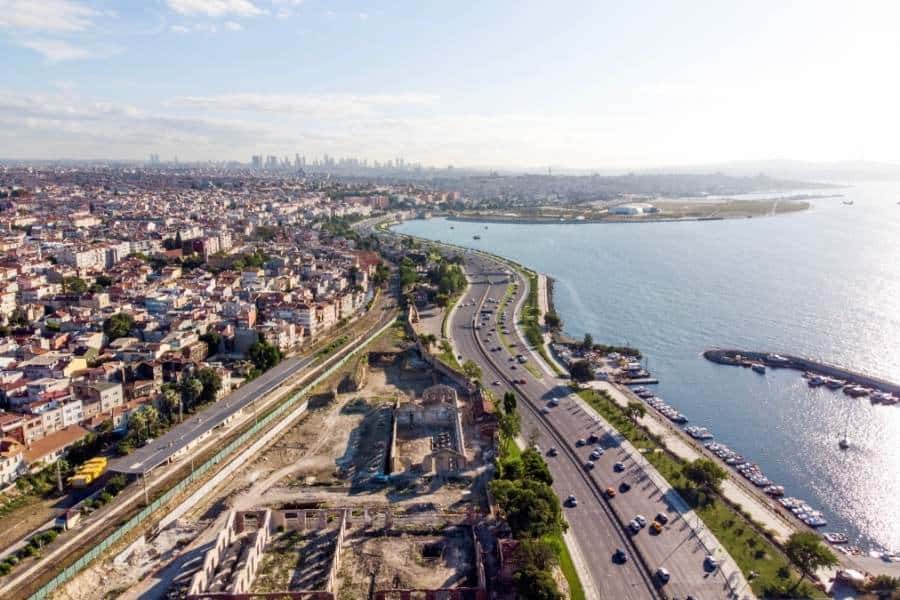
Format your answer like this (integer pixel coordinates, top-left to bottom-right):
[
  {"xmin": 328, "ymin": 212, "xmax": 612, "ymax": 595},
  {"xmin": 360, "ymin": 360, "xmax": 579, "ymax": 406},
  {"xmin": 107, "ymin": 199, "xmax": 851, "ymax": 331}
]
[{"xmin": 703, "ymin": 349, "xmax": 900, "ymax": 396}]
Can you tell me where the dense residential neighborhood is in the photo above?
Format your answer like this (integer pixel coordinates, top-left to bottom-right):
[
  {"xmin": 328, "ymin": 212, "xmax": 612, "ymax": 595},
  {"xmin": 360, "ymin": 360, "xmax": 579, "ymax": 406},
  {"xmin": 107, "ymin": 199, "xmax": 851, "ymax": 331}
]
[{"xmin": 0, "ymin": 165, "xmax": 425, "ymax": 488}]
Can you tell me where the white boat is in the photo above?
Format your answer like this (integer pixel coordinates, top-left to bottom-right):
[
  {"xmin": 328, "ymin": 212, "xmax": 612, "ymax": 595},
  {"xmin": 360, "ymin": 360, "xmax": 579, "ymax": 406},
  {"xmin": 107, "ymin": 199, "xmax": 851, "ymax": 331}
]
[
  {"xmin": 823, "ymin": 532, "xmax": 848, "ymax": 544},
  {"xmin": 751, "ymin": 363, "xmax": 766, "ymax": 374}
]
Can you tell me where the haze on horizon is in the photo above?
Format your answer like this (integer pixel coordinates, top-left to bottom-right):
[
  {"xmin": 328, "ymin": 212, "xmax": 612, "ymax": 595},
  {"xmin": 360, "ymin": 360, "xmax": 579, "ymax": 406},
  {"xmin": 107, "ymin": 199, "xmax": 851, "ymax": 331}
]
[{"xmin": 2, "ymin": 0, "xmax": 899, "ymax": 169}]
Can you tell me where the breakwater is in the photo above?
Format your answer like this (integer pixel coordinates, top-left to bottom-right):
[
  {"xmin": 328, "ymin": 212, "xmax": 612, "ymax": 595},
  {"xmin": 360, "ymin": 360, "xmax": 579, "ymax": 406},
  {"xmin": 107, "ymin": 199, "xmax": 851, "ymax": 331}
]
[{"xmin": 704, "ymin": 349, "xmax": 900, "ymax": 396}]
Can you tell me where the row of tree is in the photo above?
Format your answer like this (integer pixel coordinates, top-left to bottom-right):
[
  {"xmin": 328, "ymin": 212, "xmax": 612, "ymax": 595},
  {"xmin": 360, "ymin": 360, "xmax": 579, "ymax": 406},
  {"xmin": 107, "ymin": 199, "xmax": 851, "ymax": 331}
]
[{"xmin": 490, "ymin": 391, "xmax": 565, "ymax": 600}]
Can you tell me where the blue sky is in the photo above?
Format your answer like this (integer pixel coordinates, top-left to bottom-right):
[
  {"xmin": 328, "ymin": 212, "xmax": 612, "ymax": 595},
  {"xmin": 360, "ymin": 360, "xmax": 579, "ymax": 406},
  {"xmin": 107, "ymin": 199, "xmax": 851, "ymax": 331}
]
[{"xmin": 2, "ymin": 0, "xmax": 899, "ymax": 168}]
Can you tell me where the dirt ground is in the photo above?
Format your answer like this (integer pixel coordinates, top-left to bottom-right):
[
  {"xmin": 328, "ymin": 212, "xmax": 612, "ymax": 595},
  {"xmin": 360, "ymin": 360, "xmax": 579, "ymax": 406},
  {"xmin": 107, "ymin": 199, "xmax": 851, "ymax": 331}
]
[
  {"xmin": 251, "ymin": 527, "xmax": 339, "ymax": 593},
  {"xmin": 336, "ymin": 526, "xmax": 474, "ymax": 600},
  {"xmin": 60, "ymin": 325, "xmax": 487, "ymax": 600}
]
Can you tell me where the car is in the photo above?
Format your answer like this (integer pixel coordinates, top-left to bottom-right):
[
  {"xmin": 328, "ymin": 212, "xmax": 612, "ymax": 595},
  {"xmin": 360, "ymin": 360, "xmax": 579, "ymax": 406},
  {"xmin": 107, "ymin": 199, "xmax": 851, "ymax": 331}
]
[
  {"xmin": 613, "ymin": 548, "xmax": 628, "ymax": 563},
  {"xmin": 547, "ymin": 447, "xmax": 558, "ymax": 457},
  {"xmin": 590, "ymin": 448, "xmax": 604, "ymax": 459},
  {"xmin": 549, "ymin": 397, "xmax": 560, "ymax": 406},
  {"xmin": 628, "ymin": 520, "xmax": 641, "ymax": 533},
  {"xmin": 605, "ymin": 487, "xmax": 616, "ymax": 498},
  {"xmin": 492, "ymin": 380, "xmax": 501, "ymax": 386},
  {"xmin": 540, "ymin": 407, "xmax": 550, "ymax": 414},
  {"xmin": 517, "ymin": 378, "xmax": 527, "ymax": 384},
  {"xmin": 654, "ymin": 512, "xmax": 669, "ymax": 525},
  {"xmin": 511, "ymin": 365, "xmax": 517, "ymax": 370},
  {"xmin": 704, "ymin": 555, "xmax": 719, "ymax": 571},
  {"xmin": 613, "ymin": 462, "xmax": 626, "ymax": 472},
  {"xmin": 584, "ymin": 460, "xmax": 595, "ymax": 469},
  {"xmin": 635, "ymin": 515, "xmax": 647, "ymax": 527},
  {"xmin": 576, "ymin": 438, "xmax": 586, "ymax": 447},
  {"xmin": 565, "ymin": 495, "xmax": 578, "ymax": 507},
  {"xmin": 619, "ymin": 481, "xmax": 632, "ymax": 492},
  {"xmin": 587, "ymin": 433, "xmax": 599, "ymax": 444},
  {"xmin": 656, "ymin": 567, "xmax": 670, "ymax": 584},
  {"xmin": 508, "ymin": 356, "xmax": 515, "ymax": 361},
  {"xmin": 650, "ymin": 522, "xmax": 663, "ymax": 534}
]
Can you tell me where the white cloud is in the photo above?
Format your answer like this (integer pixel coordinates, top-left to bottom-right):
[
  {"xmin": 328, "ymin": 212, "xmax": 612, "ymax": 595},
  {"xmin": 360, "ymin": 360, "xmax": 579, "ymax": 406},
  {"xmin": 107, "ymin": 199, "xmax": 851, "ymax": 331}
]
[
  {"xmin": 167, "ymin": 92, "xmax": 440, "ymax": 117},
  {"xmin": 18, "ymin": 39, "xmax": 97, "ymax": 61},
  {"xmin": 0, "ymin": 91, "xmax": 273, "ymax": 156},
  {"xmin": 223, "ymin": 21, "xmax": 243, "ymax": 31},
  {"xmin": 165, "ymin": 0, "xmax": 266, "ymax": 17},
  {"xmin": 0, "ymin": 0, "xmax": 96, "ymax": 32}
]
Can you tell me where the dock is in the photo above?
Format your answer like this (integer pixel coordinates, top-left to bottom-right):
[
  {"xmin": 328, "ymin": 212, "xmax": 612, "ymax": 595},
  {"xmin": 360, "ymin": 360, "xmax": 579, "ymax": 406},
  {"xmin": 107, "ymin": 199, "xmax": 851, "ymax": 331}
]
[{"xmin": 703, "ymin": 349, "xmax": 900, "ymax": 396}]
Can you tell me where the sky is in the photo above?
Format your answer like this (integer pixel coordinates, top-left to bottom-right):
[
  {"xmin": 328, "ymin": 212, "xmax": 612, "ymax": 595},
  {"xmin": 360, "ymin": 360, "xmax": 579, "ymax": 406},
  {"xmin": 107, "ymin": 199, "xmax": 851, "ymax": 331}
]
[{"xmin": 2, "ymin": 0, "xmax": 900, "ymax": 169}]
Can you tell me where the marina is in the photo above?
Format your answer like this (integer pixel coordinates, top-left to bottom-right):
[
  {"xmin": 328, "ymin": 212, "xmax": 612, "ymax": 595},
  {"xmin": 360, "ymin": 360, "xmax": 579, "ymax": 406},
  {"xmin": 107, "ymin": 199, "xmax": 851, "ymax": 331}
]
[{"xmin": 704, "ymin": 349, "xmax": 900, "ymax": 405}]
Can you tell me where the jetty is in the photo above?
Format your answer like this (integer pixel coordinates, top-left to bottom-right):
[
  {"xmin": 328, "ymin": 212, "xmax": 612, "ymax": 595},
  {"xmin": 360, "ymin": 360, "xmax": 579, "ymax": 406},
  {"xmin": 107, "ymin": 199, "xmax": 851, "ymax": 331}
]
[{"xmin": 704, "ymin": 349, "xmax": 900, "ymax": 396}]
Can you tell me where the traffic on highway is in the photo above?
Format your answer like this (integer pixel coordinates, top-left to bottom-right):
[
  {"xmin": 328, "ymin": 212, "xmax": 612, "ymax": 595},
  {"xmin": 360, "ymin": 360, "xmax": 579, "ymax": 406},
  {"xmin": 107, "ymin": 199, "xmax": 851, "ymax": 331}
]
[{"xmin": 450, "ymin": 250, "xmax": 738, "ymax": 600}]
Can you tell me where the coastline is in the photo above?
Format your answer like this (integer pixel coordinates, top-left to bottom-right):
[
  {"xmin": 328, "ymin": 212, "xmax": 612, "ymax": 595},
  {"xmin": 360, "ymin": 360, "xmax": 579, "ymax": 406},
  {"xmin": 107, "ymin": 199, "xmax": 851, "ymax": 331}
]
[{"xmin": 444, "ymin": 198, "xmax": 815, "ymax": 226}]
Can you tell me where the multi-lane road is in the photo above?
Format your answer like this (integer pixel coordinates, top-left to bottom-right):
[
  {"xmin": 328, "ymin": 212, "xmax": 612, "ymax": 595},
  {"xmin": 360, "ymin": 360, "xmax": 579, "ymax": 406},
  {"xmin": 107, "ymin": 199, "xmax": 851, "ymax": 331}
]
[{"xmin": 450, "ymin": 250, "xmax": 738, "ymax": 600}]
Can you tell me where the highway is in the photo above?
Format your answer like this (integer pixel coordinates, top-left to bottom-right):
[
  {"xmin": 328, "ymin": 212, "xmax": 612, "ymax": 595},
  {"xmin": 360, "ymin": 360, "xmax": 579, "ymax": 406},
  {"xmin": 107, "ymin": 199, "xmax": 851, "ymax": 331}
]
[{"xmin": 451, "ymin": 250, "xmax": 736, "ymax": 600}]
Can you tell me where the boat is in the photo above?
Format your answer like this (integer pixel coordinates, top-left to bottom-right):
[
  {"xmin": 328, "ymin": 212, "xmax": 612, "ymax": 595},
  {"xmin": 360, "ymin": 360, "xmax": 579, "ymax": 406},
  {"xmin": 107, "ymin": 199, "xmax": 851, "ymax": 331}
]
[
  {"xmin": 843, "ymin": 200, "xmax": 854, "ymax": 205},
  {"xmin": 764, "ymin": 485, "xmax": 785, "ymax": 497},
  {"xmin": 838, "ymin": 434, "xmax": 849, "ymax": 450},
  {"xmin": 472, "ymin": 235, "xmax": 481, "ymax": 240},
  {"xmin": 685, "ymin": 426, "xmax": 714, "ymax": 440},
  {"xmin": 808, "ymin": 376, "xmax": 825, "ymax": 387},
  {"xmin": 751, "ymin": 363, "xmax": 766, "ymax": 374},
  {"xmin": 843, "ymin": 385, "xmax": 870, "ymax": 398},
  {"xmin": 823, "ymin": 532, "xmax": 849, "ymax": 544},
  {"xmin": 825, "ymin": 378, "xmax": 845, "ymax": 389}
]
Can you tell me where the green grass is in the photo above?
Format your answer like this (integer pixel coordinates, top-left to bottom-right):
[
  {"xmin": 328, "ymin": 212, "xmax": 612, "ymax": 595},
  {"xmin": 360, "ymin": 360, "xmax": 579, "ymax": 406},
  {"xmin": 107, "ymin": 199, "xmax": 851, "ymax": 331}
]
[
  {"xmin": 551, "ymin": 532, "xmax": 586, "ymax": 600},
  {"xmin": 576, "ymin": 388, "xmax": 822, "ymax": 598}
]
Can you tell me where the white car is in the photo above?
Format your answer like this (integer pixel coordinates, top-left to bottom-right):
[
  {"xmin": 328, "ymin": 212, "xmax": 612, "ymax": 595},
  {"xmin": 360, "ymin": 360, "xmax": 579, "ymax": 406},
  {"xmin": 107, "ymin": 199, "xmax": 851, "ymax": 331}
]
[
  {"xmin": 492, "ymin": 380, "xmax": 501, "ymax": 386},
  {"xmin": 704, "ymin": 555, "xmax": 719, "ymax": 570},
  {"xmin": 635, "ymin": 515, "xmax": 647, "ymax": 527},
  {"xmin": 656, "ymin": 567, "xmax": 670, "ymax": 584}
]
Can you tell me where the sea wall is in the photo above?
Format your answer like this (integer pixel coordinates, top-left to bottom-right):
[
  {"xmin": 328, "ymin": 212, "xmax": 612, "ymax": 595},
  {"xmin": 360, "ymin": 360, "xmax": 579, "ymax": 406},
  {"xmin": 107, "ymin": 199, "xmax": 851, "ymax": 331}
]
[{"xmin": 704, "ymin": 349, "xmax": 900, "ymax": 396}]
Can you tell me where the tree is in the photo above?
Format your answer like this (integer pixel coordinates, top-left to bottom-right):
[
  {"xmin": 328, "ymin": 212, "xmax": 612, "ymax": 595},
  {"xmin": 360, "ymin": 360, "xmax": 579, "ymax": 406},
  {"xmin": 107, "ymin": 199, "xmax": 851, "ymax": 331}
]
[
  {"xmin": 544, "ymin": 311, "xmax": 562, "ymax": 331},
  {"xmin": 180, "ymin": 377, "xmax": 204, "ymax": 412},
  {"xmin": 784, "ymin": 532, "xmax": 837, "ymax": 589},
  {"xmin": 499, "ymin": 410, "xmax": 521, "ymax": 440},
  {"xmin": 569, "ymin": 360, "xmax": 594, "ymax": 382},
  {"xmin": 248, "ymin": 340, "xmax": 281, "ymax": 372},
  {"xmin": 683, "ymin": 458, "xmax": 728, "ymax": 494},
  {"xmin": 435, "ymin": 292, "xmax": 450, "ymax": 309},
  {"xmin": 502, "ymin": 391, "xmax": 517, "ymax": 414},
  {"xmin": 514, "ymin": 567, "xmax": 563, "ymax": 600},
  {"xmin": 160, "ymin": 385, "xmax": 181, "ymax": 421},
  {"xmin": 372, "ymin": 263, "xmax": 390, "ymax": 286},
  {"xmin": 581, "ymin": 332, "xmax": 594, "ymax": 350},
  {"xmin": 63, "ymin": 276, "xmax": 88, "ymax": 294},
  {"xmin": 419, "ymin": 333, "xmax": 437, "ymax": 352},
  {"xmin": 196, "ymin": 368, "xmax": 222, "ymax": 404},
  {"xmin": 103, "ymin": 312, "xmax": 135, "ymax": 341},
  {"xmin": 625, "ymin": 400, "xmax": 646, "ymax": 425},
  {"xmin": 520, "ymin": 449, "xmax": 553, "ymax": 485},
  {"xmin": 462, "ymin": 359, "xmax": 482, "ymax": 381},
  {"xmin": 95, "ymin": 275, "xmax": 113, "ymax": 288},
  {"xmin": 489, "ymin": 478, "xmax": 564, "ymax": 538},
  {"xmin": 200, "ymin": 331, "xmax": 223, "ymax": 353}
]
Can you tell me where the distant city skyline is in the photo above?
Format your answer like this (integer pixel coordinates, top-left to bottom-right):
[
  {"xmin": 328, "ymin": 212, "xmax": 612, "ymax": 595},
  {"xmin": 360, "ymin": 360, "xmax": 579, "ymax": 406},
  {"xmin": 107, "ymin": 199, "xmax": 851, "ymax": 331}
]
[{"xmin": 3, "ymin": 0, "xmax": 900, "ymax": 168}]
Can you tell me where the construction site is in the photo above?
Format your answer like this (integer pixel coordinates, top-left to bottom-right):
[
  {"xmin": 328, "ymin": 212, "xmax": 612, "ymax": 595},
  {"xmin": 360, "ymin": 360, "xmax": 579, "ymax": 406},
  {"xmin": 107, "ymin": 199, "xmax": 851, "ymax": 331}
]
[{"xmin": 51, "ymin": 323, "xmax": 501, "ymax": 600}]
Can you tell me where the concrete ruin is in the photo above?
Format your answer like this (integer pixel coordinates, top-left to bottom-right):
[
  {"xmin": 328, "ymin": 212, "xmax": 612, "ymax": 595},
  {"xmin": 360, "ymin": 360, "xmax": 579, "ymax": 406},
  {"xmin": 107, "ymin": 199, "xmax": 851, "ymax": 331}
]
[
  {"xmin": 390, "ymin": 384, "xmax": 467, "ymax": 476},
  {"xmin": 186, "ymin": 507, "xmax": 487, "ymax": 600}
]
